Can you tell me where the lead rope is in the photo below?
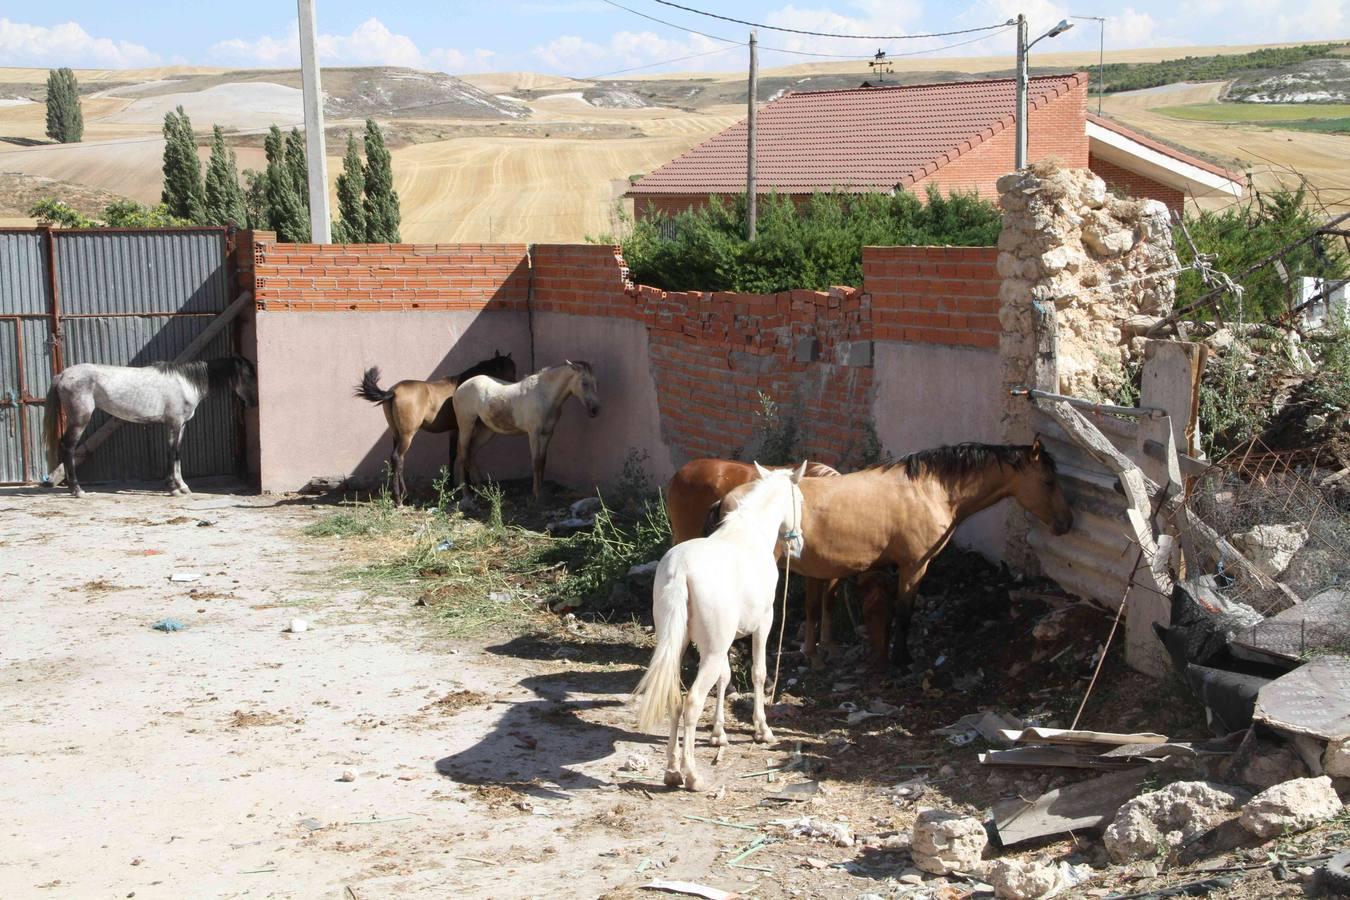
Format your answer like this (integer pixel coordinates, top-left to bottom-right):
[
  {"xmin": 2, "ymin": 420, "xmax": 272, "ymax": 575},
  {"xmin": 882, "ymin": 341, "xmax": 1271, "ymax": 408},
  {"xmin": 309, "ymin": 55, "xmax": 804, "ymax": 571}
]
[{"xmin": 770, "ymin": 486, "xmax": 800, "ymax": 705}]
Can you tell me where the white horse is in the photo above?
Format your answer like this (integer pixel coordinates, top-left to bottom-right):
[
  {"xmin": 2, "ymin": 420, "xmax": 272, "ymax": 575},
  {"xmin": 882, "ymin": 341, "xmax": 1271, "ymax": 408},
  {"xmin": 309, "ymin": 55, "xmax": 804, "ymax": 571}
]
[
  {"xmin": 452, "ymin": 360, "xmax": 600, "ymax": 499},
  {"xmin": 44, "ymin": 356, "xmax": 258, "ymax": 498},
  {"xmin": 633, "ymin": 461, "xmax": 807, "ymax": 792}
]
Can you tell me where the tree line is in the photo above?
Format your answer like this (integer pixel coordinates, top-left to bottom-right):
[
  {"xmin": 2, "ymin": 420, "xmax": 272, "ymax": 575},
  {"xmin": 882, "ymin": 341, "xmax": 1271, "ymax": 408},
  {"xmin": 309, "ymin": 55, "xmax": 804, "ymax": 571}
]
[{"xmin": 1097, "ymin": 43, "xmax": 1349, "ymax": 94}]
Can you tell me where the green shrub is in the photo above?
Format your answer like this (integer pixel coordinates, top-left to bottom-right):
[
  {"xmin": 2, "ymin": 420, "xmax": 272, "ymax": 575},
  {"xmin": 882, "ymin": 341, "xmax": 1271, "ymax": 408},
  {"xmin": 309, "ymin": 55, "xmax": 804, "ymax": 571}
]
[
  {"xmin": 1177, "ymin": 187, "xmax": 1348, "ymax": 322},
  {"xmin": 624, "ymin": 185, "xmax": 1001, "ymax": 292},
  {"xmin": 1098, "ymin": 44, "xmax": 1349, "ymax": 94}
]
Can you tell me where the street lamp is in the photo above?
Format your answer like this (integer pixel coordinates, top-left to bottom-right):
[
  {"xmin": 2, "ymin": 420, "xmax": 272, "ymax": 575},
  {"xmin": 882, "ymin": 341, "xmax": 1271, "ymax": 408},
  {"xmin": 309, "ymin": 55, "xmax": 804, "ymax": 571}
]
[{"xmin": 1015, "ymin": 15, "xmax": 1074, "ymax": 170}]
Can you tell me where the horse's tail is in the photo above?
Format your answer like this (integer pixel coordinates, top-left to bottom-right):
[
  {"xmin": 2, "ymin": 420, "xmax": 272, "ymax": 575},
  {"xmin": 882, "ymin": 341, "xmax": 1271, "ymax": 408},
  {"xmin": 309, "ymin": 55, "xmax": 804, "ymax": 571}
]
[
  {"xmin": 355, "ymin": 367, "xmax": 393, "ymax": 404},
  {"xmin": 43, "ymin": 380, "xmax": 65, "ymax": 475},
  {"xmin": 633, "ymin": 557, "xmax": 688, "ymax": 733}
]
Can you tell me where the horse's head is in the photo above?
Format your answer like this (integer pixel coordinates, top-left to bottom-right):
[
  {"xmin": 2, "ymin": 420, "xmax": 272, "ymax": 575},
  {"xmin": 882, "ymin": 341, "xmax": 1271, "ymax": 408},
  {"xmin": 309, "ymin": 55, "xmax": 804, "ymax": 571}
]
[
  {"xmin": 1008, "ymin": 437, "xmax": 1073, "ymax": 535},
  {"xmin": 753, "ymin": 460, "xmax": 807, "ymax": 558},
  {"xmin": 564, "ymin": 360, "xmax": 600, "ymax": 417},
  {"xmin": 489, "ymin": 349, "xmax": 517, "ymax": 383},
  {"xmin": 232, "ymin": 356, "xmax": 259, "ymax": 408}
]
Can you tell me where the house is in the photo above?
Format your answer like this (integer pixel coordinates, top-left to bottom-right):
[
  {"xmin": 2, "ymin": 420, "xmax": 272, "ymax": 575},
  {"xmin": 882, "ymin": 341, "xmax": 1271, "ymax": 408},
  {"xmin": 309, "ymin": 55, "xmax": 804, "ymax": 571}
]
[{"xmin": 627, "ymin": 73, "xmax": 1243, "ymax": 218}]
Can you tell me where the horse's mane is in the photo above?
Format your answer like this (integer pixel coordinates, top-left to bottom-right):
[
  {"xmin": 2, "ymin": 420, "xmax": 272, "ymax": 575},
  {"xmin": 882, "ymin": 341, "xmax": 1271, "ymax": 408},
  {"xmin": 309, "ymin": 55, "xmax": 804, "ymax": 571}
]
[
  {"xmin": 718, "ymin": 472, "xmax": 792, "ymax": 531},
  {"xmin": 152, "ymin": 360, "xmax": 212, "ymax": 395},
  {"xmin": 875, "ymin": 442, "xmax": 1055, "ymax": 482},
  {"xmin": 454, "ymin": 351, "xmax": 515, "ymax": 385}
]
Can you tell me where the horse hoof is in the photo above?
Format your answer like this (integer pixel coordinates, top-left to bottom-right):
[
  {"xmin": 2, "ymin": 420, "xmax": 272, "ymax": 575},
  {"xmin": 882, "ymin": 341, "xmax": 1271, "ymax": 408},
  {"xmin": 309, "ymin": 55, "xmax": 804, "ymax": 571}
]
[
  {"xmin": 807, "ymin": 655, "xmax": 825, "ymax": 672},
  {"xmin": 72, "ymin": 489, "xmax": 86, "ymax": 499},
  {"xmin": 754, "ymin": 727, "xmax": 775, "ymax": 744},
  {"xmin": 683, "ymin": 771, "xmax": 711, "ymax": 792},
  {"xmin": 663, "ymin": 769, "xmax": 683, "ymax": 788}
]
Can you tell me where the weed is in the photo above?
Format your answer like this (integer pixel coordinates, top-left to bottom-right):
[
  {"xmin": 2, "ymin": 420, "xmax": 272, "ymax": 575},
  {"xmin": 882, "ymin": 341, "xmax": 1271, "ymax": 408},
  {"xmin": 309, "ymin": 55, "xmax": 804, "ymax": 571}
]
[
  {"xmin": 531, "ymin": 494, "xmax": 671, "ymax": 613},
  {"xmin": 472, "ymin": 479, "xmax": 507, "ymax": 534},
  {"xmin": 303, "ymin": 484, "xmax": 400, "ymax": 538},
  {"xmin": 1198, "ymin": 338, "xmax": 1280, "ymax": 457},
  {"xmin": 752, "ymin": 391, "xmax": 801, "ymax": 466}
]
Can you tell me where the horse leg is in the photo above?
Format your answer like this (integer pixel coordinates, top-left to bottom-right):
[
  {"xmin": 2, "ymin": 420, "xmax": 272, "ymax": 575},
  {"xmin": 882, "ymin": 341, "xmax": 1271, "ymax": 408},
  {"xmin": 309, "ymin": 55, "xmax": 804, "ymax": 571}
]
[
  {"xmin": 391, "ymin": 430, "xmax": 413, "ymax": 505},
  {"xmin": 678, "ymin": 653, "xmax": 723, "ymax": 792},
  {"xmin": 167, "ymin": 422, "xmax": 190, "ymax": 496},
  {"xmin": 863, "ymin": 575, "xmax": 895, "ymax": 671},
  {"xmin": 60, "ymin": 405, "xmax": 92, "ymax": 499},
  {"xmin": 750, "ymin": 621, "xmax": 775, "ymax": 744},
  {"xmin": 802, "ymin": 578, "xmax": 823, "ymax": 669},
  {"xmin": 663, "ymin": 709, "xmax": 683, "ymax": 788},
  {"xmin": 819, "ymin": 578, "xmax": 842, "ymax": 662},
  {"xmin": 708, "ymin": 660, "xmax": 731, "ymax": 748},
  {"xmin": 890, "ymin": 567, "xmax": 927, "ymax": 670},
  {"xmin": 454, "ymin": 423, "xmax": 475, "ymax": 490}
]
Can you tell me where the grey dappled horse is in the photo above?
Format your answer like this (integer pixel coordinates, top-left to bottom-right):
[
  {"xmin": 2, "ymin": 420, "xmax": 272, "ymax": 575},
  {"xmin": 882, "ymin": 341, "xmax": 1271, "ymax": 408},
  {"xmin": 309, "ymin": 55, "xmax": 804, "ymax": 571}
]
[{"xmin": 44, "ymin": 356, "xmax": 258, "ymax": 498}]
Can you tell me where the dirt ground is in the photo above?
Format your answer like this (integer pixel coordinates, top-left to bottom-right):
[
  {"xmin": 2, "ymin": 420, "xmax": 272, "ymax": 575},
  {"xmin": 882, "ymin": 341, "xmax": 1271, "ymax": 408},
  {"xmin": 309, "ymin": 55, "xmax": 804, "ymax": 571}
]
[{"xmin": 1, "ymin": 482, "xmax": 1343, "ymax": 899}]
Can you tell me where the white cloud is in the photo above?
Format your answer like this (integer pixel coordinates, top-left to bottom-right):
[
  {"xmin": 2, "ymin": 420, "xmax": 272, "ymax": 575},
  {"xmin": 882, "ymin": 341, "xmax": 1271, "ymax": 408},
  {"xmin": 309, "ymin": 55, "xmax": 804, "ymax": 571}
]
[
  {"xmin": 531, "ymin": 29, "xmax": 728, "ymax": 74},
  {"xmin": 0, "ymin": 18, "xmax": 160, "ymax": 68},
  {"xmin": 211, "ymin": 17, "xmax": 495, "ymax": 72}
]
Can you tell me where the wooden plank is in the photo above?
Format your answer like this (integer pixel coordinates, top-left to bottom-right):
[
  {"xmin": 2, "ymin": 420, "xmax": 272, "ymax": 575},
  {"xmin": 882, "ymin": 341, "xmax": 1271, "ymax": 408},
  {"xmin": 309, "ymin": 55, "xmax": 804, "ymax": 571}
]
[
  {"xmin": 979, "ymin": 747, "xmax": 1146, "ymax": 769},
  {"xmin": 993, "ymin": 767, "xmax": 1150, "ymax": 846},
  {"xmin": 48, "ymin": 290, "xmax": 252, "ymax": 484},
  {"xmin": 1032, "ymin": 300, "xmax": 1059, "ymax": 393}
]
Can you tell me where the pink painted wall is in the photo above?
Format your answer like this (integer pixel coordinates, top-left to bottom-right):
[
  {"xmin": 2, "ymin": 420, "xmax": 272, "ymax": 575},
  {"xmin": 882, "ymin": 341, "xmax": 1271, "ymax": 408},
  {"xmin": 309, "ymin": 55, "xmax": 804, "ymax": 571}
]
[{"xmin": 253, "ymin": 310, "xmax": 531, "ymax": 492}]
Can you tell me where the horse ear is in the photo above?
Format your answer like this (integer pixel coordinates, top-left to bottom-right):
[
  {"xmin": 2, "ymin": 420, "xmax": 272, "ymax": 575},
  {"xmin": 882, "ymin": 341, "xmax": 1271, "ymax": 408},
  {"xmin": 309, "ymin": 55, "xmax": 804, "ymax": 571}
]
[
  {"xmin": 1029, "ymin": 436, "xmax": 1043, "ymax": 461},
  {"xmin": 753, "ymin": 461, "xmax": 770, "ymax": 479},
  {"xmin": 792, "ymin": 460, "xmax": 808, "ymax": 483}
]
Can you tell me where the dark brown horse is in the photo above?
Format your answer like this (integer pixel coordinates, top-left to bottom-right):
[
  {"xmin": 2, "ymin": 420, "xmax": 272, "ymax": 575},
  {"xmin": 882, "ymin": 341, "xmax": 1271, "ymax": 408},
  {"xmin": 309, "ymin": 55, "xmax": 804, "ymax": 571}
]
[
  {"xmin": 721, "ymin": 441, "xmax": 1074, "ymax": 669},
  {"xmin": 667, "ymin": 457, "xmax": 847, "ymax": 666},
  {"xmin": 355, "ymin": 350, "xmax": 517, "ymax": 503}
]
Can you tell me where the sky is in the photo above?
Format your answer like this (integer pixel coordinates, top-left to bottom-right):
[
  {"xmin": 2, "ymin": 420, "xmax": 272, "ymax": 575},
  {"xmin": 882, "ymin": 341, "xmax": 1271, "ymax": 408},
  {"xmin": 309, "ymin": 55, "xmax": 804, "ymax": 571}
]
[{"xmin": 0, "ymin": 0, "xmax": 1346, "ymax": 76}]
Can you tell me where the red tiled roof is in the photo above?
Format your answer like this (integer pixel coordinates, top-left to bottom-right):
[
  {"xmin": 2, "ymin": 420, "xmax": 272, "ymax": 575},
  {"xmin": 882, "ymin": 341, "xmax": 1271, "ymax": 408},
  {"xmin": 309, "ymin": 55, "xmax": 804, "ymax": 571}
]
[
  {"xmin": 629, "ymin": 73, "xmax": 1088, "ymax": 196},
  {"xmin": 1086, "ymin": 113, "xmax": 1242, "ymax": 184}
]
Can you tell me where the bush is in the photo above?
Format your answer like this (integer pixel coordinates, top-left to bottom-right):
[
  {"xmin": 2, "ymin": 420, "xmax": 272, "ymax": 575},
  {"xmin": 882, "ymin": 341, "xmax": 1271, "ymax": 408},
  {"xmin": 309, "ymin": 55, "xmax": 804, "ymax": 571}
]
[
  {"xmin": 624, "ymin": 186, "xmax": 1001, "ymax": 292},
  {"xmin": 1177, "ymin": 187, "xmax": 1348, "ymax": 322},
  {"xmin": 1099, "ymin": 44, "xmax": 1348, "ymax": 94}
]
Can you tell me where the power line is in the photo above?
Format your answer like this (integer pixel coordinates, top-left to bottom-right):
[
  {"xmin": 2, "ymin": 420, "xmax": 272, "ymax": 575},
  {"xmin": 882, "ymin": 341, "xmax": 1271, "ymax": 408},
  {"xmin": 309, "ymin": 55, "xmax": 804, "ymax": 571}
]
[
  {"xmin": 646, "ymin": 0, "xmax": 1012, "ymax": 40},
  {"xmin": 599, "ymin": 0, "xmax": 874, "ymax": 58}
]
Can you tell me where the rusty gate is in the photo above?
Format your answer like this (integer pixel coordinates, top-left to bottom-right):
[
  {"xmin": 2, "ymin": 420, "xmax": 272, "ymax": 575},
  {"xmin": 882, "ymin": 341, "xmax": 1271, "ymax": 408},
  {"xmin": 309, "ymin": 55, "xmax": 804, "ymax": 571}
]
[{"xmin": 0, "ymin": 226, "xmax": 240, "ymax": 485}]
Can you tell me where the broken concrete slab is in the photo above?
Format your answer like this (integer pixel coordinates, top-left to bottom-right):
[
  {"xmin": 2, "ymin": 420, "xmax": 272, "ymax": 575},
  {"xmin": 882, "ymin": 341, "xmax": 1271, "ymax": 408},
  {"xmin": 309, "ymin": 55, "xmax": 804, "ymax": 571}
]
[
  {"xmin": 1253, "ymin": 653, "xmax": 1350, "ymax": 742},
  {"xmin": 1231, "ymin": 590, "xmax": 1350, "ymax": 666},
  {"xmin": 999, "ymin": 727, "xmax": 1168, "ymax": 746},
  {"xmin": 1229, "ymin": 523, "xmax": 1309, "ymax": 579},
  {"xmin": 912, "ymin": 809, "xmax": 988, "ymax": 875}
]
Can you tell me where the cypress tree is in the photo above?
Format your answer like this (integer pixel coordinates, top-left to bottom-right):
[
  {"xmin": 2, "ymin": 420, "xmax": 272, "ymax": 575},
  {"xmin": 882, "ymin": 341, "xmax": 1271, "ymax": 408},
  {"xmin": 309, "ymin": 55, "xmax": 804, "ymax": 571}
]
[
  {"xmin": 332, "ymin": 133, "xmax": 366, "ymax": 244},
  {"xmin": 284, "ymin": 128, "xmax": 310, "ymax": 209},
  {"xmin": 160, "ymin": 106, "xmax": 204, "ymax": 222},
  {"xmin": 241, "ymin": 169, "xmax": 268, "ymax": 231},
  {"xmin": 361, "ymin": 119, "xmax": 400, "ymax": 242},
  {"xmin": 264, "ymin": 125, "xmax": 308, "ymax": 242},
  {"xmin": 44, "ymin": 68, "xmax": 83, "ymax": 143},
  {"xmin": 203, "ymin": 125, "xmax": 247, "ymax": 226}
]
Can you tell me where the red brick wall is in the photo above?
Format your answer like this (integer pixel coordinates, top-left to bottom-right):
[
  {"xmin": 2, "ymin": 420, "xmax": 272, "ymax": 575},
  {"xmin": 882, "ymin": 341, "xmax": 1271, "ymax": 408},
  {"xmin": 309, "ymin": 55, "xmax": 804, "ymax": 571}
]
[
  {"xmin": 244, "ymin": 234, "xmax": 1001, "ymax": 472},
  {"xmin": 251, "ymin": 239, "xmax": 530, "ymax": 311},
  {"xmin": 1088, "ymin": 153, "xmax": 1185, "ymax": 213},
  {"xmin": 865, "ymin": 246, "xmax": 1002, "ymax": 349}
]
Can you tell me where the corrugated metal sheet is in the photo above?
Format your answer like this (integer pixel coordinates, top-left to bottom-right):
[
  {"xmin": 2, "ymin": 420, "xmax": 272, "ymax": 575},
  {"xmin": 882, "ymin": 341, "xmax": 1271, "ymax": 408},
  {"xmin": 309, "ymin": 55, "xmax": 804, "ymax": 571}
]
[
  {"xmin": 23, "ymin": 404, "xmax": 45, "ymax": 484},
  {"xmin": 20, "ymin": 317, "xmax": 54, "ymax": 398},
  {"xmin": 1028, "ymin": 407, "xmax": 1139, "ymax": 609},
  {"xmin": 0, "ymin": 321, "xmax": 23, "ymax": 483},
  {"xmin": 63, "ymin": 316, "xmax": 238, "ymax": 483},
  {"xmin": 54, "ymin": 229, "xmax": 230, "ymax": 316},
  {"xmin": 0, "ymin": 231, "xmax": 52, "ymax": 316}
]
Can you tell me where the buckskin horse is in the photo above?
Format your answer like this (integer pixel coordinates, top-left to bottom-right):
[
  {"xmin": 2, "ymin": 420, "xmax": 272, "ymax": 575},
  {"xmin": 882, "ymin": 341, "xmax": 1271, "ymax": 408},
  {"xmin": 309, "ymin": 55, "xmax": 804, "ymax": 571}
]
[
  {"xmin": 667, "ymin": 457, "xmax": 846, "ymax": 666},
  {"xmin": 452, "ymin": 360, "xmax": 600, "ymax": 500},
  {"xmin": 45, "ymin": 356, "xmax": 258, "ymax": 498},
  {"xmin": 355, "ymin": 350, "xmax": 517, "ymax": 504},
  {"xmin": 721, "ymin": 441, "xmax": 1074, "ymax": 669},
  {"xmin": 634, "ymin": 462, "xmax": 807, "ymax": 792}
]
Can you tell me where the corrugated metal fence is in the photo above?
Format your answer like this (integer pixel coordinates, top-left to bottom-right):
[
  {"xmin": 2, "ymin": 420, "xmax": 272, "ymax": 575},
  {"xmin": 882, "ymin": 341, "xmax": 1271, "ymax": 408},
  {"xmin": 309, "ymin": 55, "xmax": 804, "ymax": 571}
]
[{"xmin": 0, "ymin": 227, "xmax": 240, "ymax": 485}]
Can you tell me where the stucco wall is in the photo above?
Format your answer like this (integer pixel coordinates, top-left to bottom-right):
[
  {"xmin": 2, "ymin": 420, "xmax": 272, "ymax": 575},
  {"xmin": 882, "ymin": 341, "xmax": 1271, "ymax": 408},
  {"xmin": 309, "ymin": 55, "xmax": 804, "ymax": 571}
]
[
  {"xmin": 871, "ymin": 341, "xmax": 1007, "ymax": 559},
  {"xmin": 530, "ymin": 311, "xmax": 677, "ymax": 492},
  {"xmin": 254, "ymin": 310, "xmax": 530, "ymax": 492}
]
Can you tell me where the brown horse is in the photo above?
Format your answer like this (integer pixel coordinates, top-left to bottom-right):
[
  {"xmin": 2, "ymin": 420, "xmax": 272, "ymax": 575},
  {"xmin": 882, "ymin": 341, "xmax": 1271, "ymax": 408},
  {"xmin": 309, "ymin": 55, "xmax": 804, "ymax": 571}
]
[
  {"xmin": 668, "ymin": 457, "xmax": 847, "ymax": 666},
  {"xmin": 722, "ymin": 441, "xmax": 1074, "ymax": 669},
  {"xmin": 355, "ymin": 350, "xmax": 517, "ymax": 504}
]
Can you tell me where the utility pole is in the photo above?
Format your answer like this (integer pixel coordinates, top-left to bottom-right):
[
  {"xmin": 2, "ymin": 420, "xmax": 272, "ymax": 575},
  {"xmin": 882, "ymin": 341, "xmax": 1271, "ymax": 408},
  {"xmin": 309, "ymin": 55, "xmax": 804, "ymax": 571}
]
[
  {"xmin": 746, "ymin": 29, "xmax": 758, "ymax": 241},
  {"xmin": 1015, "ymin": 15, "xmax": 1073, "ymax": 171},
  {"xmin": 297, "ymin": 0, "xmax": 331, "ymax": 243},
  {"xmin": 1014, "ymin": 14, "xmax": 1028, "ymax": 171},
  {"xmin": 1072, "ymin": 16, "xmax": 1107, "ymax": 115}
]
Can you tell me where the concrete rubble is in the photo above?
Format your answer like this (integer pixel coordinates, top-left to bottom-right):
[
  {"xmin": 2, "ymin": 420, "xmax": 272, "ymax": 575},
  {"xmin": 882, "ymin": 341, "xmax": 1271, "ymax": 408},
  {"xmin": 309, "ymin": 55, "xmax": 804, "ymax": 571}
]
[
  {"xmin": 911, "ymin": 808, "xmax": 988, "ymax": 875},
  {"xmin": 1103, "ymin": 781, "xmax": 1251, "ymax": 863},
  {"xmin": 1239, "ymin": 775, "xmax": 1345, "ymax": 839},
  {"xmin": 988, "ymin": 858, "xmax": 1093, "ymax": 900},
  {"xmin": 1229, "ymin": 523, "xmax": 1309, "ymax": 579}
]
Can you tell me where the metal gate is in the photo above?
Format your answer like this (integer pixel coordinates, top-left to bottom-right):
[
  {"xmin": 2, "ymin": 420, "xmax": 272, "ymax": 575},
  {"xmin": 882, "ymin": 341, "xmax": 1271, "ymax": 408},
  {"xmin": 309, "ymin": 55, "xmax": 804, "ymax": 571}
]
[{"xmin": 0, "ymin": 227, "xmax": 240, "ymax": 485}]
